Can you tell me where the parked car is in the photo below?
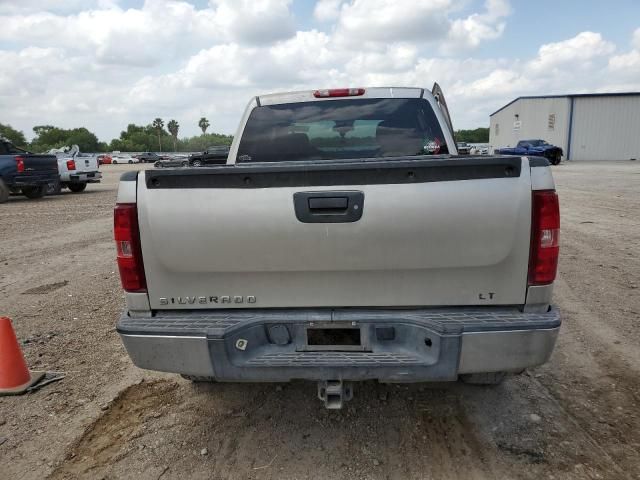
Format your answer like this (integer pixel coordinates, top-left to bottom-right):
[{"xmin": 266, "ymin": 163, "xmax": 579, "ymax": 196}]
[
  {"xmin": 112, "ymin": 155, "xmax": 139, "ymax": 164},
  {"xmin": 496, "ymin": 139, "xmax": 563, "ymax": 165},
  {"xmin": 153, "ymin": 158, "xmax": 190, "ymax": 168},
  {"xmin": 0, "ymin": 138, "xmax": 59, "ymax": 203},
  {"xmin": 134, "ymin": 152, "xmax": 162, "ymax": 163},
  {"xmin": 97, "ymin": 154, "xmax": 112, "ymax": 165},
  {"xmin": 188, "ymin": 146, "xmax": 230, "ymax": 166},
  {"xmin": 115, "ymin": 85, "xmax": 560, "ymax": 409},
  {"xmin": 470, "ymin": 145, "xmax": 489, "ymax": 155},
  {"xmin": 51, "ymin": 146, "xmax": 102, "ymax": 193},
  {"xmin": 456, "ymin": 142, "xmax": 471, "ymax": 154}
]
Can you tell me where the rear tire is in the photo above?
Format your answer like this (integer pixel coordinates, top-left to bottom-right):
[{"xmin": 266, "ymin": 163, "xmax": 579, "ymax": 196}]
[
  {"xmin": 68, "ymin": 182, "xmax": 87, "ymax": 193},
  {"xmin": 0, "ymin": 179, "xmax": 9, "ymax": 203},
  {"xmin": 46, "ymin": 179, "xmax": 62, "ymax": 195},
  {"xmin": 460, "ymin": 372, "xmax": 508, "ymax": 385},
  {"xmin": 551, "ymin": 153, "xmax": 561, "ymax": 165},
  {"xmin": 192, "ymin": 160, "xmax": 202, "ymax": 167},
  {"xmin": 180, "ymin": 374, "xmax": 216, "ymax": 383},
  {"xmin": 22, "ymin": 185, "xmax": 46, "ymax": 199},
  {"xmin": 128, "ymin": 160, "xmax": 133, "ymax": 164}
]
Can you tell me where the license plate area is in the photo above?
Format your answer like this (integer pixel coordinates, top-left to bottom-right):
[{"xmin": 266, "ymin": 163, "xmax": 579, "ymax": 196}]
[{"xmin": 299, "ymin": 322, "xmax": 368, "ymax": 352}]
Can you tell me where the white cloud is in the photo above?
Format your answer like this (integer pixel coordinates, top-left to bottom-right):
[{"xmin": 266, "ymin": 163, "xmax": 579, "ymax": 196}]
[
  {"xmin": 313, "ymin": 0, "xmax": 344, "ymax": 22},
  {"xmin": 608, "ymin": 28, "xmax": 640, "ymax": 81},
  {"xmin": 209, "ymin": 0, "xmax": 295, "ymax": 45},
  {"xmin": 0, "ymin": 0, "xmax": 295, "ymax": 68},
  {"xmin": 446, "ymin": 0, "xmax": 511, "ymax": 52},
  {"xmin": 528, "ymin": 31, "xmax": 615, "ymax": 74},
  {"xmin": 334, "ymin": 0, "xmax": 452, "ymax": 44}
]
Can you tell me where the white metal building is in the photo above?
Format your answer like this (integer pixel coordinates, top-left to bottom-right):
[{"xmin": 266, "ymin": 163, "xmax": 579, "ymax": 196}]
[{"xmin": 489, "ymin": 93, "xmax": 640, "ymax": 161}]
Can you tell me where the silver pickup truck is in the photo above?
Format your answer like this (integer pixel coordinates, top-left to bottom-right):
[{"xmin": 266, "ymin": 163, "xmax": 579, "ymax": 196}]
[{"xmin": 114, "ymin": 86, "xmax": 560, "ymax": 408}]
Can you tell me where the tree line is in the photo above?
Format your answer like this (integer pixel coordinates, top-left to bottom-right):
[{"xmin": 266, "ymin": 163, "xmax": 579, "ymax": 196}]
[
  {"xmin": 0, "ymin": 117, "xmax": 232, "ymax": 153},
  {"xmin": 454, "ymin": 127, "xmax": 489, "ymax": 143}
]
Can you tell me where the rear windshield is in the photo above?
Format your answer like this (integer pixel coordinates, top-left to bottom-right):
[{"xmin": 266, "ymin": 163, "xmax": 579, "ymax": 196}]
[{"xmin": 237, "ymin": 98, "xmax": 449, "ymax": 162}]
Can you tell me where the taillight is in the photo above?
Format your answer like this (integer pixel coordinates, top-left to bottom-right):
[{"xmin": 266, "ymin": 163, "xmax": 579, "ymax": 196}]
[
  {"xmin": 15, "ymin": 156, "xmax": 25, "ymax": 173},
  {"xmin": 528, "ymin": 190, "xmax": 560, "ymax": 285},
  {"xmin": 313, "ymin": 88, "xmax": 365, "ymax": 98},
  {"xmin": 114, "ymin": 203, "xmax": 146, "ymax": 292},
  {"xmin": 66, "ymin": 159, "xmax": 76, "ymax": 171}
]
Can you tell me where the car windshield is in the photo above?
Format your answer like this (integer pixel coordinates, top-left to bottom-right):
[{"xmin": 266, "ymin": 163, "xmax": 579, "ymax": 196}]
[{"xmin": 237, "ymin": 98, "xmax": 448, "ymax": 162}]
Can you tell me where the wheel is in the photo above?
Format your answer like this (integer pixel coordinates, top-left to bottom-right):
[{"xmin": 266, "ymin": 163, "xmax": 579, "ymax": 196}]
[
  {"xmin": 181, "ymin": 161, "xmax": 188, "ymax": 167},
  {"xmin": 180, "ymin": 374, "xmax": 216, "ymax": 383},
  {"xmin": 192, "ymin": 160, "xmax": 202, "ymax": 167},
  {"xmin": 460, "ymin": 372, "xmax": 508, "ymax": 385},
  {"xmin": 551, "ymin": 153, "xmax": 561, "ymax": 165},
  {"xmin": 22, "ymin": 185, "xmax": 46, "ymax": 199},
  {"xmin": 46, "ymin": 179, "xmax": 62, "ymax": 195},
  {"xmin": 0, "ymin": 178, "xmax": 9, "ymax": 203},
  {"xmin": 68, "ymin": 182, "xmax": 87, "ymax": 193},
  {"xmin": 128, "ymin": 160, "xmax": 133, "ymax": 164},
  {"xmin": 112, "ymin": 160, "xmax": 118, "ymax": 164},
  {"xmin": 154, "ymin": 161, "xmax": 161, "ymax": 168}
]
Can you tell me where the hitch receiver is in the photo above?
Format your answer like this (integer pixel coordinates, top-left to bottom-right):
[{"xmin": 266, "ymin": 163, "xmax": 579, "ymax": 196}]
[{"xmin": 317, "ymin": 380, "xmax": 353, "ymax": 409}]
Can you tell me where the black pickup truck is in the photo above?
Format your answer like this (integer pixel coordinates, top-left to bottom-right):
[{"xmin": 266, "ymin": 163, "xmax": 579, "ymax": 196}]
[
  {"xmin": 188, "ymin": 146, "xmax": 230, "ymax": 167},
  {"xmin": 0, "ymin": 138, "xmax": 59, "ymax": 203},
  {"xmin": 134, "ymin": 152, "xmax": 168, "ymax": 163}
]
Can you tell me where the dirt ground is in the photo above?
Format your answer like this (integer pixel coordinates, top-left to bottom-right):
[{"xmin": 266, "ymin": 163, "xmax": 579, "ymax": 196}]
[{"xmin": 0, "ymin": 161, "xmax": 639, "ymax": 480}]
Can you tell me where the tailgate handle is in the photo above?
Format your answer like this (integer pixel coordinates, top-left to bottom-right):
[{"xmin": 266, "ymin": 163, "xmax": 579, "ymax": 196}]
[
  {"xmin": 294, "ymin": 191, "xmax": 364, "ymax": 223},
  {"xmin": 308, "ymin": 196, "xmax": 348, "ymax": 211}
]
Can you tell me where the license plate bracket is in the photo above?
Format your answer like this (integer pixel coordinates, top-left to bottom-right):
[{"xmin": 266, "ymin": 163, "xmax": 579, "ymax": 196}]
[{"xmin": 298, "ymin": 322, "xmax": 369, "ymax": 352}]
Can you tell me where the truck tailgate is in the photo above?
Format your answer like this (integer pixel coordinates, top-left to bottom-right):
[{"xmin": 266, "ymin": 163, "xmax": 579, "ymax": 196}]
[
  {"xmin": 74, "ymin": 154, "xmax": 99, "ymax": 173},
  {"xmin": 137, "ymin": 157, "xmax": 532, "ymax": 309},
  {"xmin": 23, "ymin": 154, "xmax": 58, "ymax": 173}
]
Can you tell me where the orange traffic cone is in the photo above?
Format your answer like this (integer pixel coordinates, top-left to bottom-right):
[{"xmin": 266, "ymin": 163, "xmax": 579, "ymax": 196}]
[{"xmin": 0, "ymin": 317, "xmax": 45, "ymax": 395}]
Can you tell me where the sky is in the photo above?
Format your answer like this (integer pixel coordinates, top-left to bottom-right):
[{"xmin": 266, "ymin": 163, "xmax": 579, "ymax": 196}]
[{"xmin": 1, "ymin": 0, "xmax": 640, "ymax": 141}]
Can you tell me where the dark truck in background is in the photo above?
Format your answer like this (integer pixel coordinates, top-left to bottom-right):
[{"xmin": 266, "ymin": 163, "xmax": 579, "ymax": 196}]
[
  {"xmin": 115, "ymin": 86, "xmax": 561, "ymax": 409},
  {"xmin": 0, "ymin": 138, "xmax": 59, "ymax": 203},
  {"xmin": 188, "ymin": 146, "xmax": 230, "ymax": 167},
  {"xmin": 135, "ymin": 152, "xmax": 169, "ymax": 163},
  {"xmin": 496, "ymin": 139, "xmax": 563, "ymax": 165}
]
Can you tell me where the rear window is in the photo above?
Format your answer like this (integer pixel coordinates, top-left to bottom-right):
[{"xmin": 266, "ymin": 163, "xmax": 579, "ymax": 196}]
[
  {"xmin": 0, "ymin": 141, "xmax": 27, "ymax": 155},
  {"xmin": 237, "ymin": 98, "xmax": 449, "ymax": 162}
]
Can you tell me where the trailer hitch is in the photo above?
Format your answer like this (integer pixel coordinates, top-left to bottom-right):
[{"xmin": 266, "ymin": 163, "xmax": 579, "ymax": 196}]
[{"xmin": 317, "ymin": 380, "xmax": 353, "ymax": 409}]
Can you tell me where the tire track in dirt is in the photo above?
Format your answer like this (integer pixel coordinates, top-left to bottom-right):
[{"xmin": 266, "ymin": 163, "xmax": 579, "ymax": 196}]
[{"xmin": 49, "ymin": 381, "xmax": 179, "ymax": 480}]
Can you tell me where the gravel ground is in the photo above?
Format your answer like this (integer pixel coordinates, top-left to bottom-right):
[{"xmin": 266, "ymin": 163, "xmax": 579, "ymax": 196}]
[{"xmin": 0, "ymin": 161, "xmax": 639, "ymax": 480}]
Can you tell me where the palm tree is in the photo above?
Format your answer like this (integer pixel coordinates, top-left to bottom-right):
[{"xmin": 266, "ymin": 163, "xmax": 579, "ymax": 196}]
[
  {"xmin": 167, "ymin": 119, "xmax": 179, "ymax": 152},
  {"xmin": 198, "ymin": 117, "xmax": 210, "ymax": 135},
  {"xmin": 152, "ymin": 118, "xmax": 164, "ymax": 152}
]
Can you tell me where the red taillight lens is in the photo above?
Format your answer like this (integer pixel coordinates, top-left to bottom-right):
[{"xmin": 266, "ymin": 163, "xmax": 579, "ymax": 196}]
[
  {"xmin": 15, "ymin": 156, "xmax": 25, "ymax": 173},
  {"xmin": 313, "ymin": 88, "xmax": 365, "ymax": 98},
  {"xmin": 66, "ymin": 159, "xmax": 76, "ymax": 170},
  {"xmin": 114, "ymin": 203, "xmax": 146, "ymax": 292},
  {"xmin": 528, "ymin": 190, "xmax": 560, "ymax": 285}
]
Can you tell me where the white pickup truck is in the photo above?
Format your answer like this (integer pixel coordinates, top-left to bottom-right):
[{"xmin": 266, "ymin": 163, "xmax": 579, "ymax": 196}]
[
  {"xmin": 114, "ymin": 86, "xmax": 560, "ymax": 408},
  {"xmin": 51, "ymin": 145, "xmax": 102, "ymax": 193}
]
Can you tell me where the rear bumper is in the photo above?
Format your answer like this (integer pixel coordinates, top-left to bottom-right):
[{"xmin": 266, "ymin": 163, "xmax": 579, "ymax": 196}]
[
  {"xmin": 117, "ymin": 307, "xmax": 560, "ymax": 382},
  {"xmin": 62, "ymin": 171, "xmax": 102, "ymax": 183},
  {"xmin": 10, "ymin": 172, "xmax": 58, "ymax": 187}
]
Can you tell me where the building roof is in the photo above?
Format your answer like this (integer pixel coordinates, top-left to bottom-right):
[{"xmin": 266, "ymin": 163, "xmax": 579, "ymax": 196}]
[{"xmin": 490, "ymin": 92, "xmax": 640, "ymax": 117}]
